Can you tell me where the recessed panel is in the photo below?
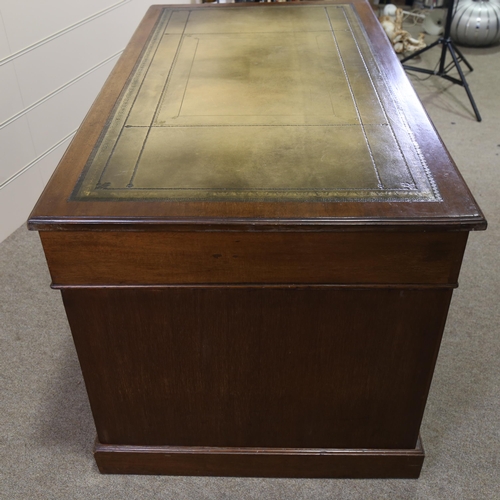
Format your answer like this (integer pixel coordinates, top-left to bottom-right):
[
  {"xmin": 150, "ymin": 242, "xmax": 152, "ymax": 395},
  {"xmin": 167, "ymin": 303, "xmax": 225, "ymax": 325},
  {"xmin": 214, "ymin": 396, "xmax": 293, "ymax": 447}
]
[{"xmin": 72, "ymin": 5, "xmax": 440, "ymax": 202}]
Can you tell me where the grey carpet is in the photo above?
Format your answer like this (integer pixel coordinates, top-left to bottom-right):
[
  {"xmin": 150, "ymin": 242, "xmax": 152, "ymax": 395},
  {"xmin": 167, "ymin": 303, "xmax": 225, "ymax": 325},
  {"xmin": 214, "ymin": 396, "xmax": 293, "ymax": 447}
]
[{"xmin": 1, "ymin": 33, "xmax": 499, "ymax": 500}]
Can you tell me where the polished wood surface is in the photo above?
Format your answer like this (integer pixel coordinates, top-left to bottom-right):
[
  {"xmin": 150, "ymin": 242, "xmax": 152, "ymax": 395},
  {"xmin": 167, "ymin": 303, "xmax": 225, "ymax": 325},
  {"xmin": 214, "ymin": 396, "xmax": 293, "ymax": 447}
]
[
  {"xmin": 63, "ymin": 287, "xmax": 451, "ymax": 449},
  {"xmin": 28, "ymin": 1, "xmax": 486, "ymax": 478},
  {"xmin": 94, "ymin": 440, "xmax": 425, "ymax": 478},
  {"xmin": 41, "ymin": 230, "xmax": 467, "ymax": 286}
]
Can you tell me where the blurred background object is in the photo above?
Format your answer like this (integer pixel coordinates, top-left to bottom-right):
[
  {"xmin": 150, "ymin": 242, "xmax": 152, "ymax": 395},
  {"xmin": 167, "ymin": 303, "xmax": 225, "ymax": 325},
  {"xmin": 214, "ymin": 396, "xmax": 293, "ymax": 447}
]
[{"xmin": 450, "ymin": 0, "xmax": 500, "ymax": 46}]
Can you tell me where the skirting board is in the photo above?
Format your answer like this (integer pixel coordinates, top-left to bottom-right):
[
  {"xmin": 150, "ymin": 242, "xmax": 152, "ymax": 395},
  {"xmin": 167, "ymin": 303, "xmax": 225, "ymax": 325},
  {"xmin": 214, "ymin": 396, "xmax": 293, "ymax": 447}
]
[{"xmin": 94, "ymin": 437, "xmax": 425, "ymax": 478}]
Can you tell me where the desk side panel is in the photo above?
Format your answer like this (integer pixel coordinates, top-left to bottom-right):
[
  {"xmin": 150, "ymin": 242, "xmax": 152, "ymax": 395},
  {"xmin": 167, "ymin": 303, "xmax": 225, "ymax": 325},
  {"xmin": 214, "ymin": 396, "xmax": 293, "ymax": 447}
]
[
  {"xmin": 40, "ymin": 230, "xmax": 468, "ymax": 286},
  {"xmin": 62, "ymin": 286, "xmax": 452, "ymax": 450}
]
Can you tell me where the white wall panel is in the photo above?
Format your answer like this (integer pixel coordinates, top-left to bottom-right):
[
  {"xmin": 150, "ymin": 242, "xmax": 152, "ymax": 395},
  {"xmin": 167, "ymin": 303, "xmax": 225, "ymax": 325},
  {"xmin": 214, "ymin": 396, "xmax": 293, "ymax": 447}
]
[
  {"xmin": 0, "ymin": 61, "xmax": 24, "ymax": 123},
  {"xmin": 0, "ymin": 0, "xmax": 122, "ymax": 54},
  {"xmin": 0, "ymin": 10, "xmax": 10, "ymax": 59},
  {"xmin": 12, "ymin": 1, "xmax": 192, "ymax": 109},
  {"xmin": 0, "ymin": 165, "xmax": 43, "ymax": 244},
  {"xmin": 13, "ymin": 5, "xmax": 139, "ymax": 108},
  {"xmin": 37, "ymin": 134, "xmax": 74, "ymax": 186},
  {"xmin": 26, "ymin": 56, "xmax": 118, "ymax": 156},
  {"xmin": 0, "ymin": 0, "xmax": 196, "ymax": 244},
  {"xmin": 0, "ymin": 116, "xmax": 36, "ymax": 185}
]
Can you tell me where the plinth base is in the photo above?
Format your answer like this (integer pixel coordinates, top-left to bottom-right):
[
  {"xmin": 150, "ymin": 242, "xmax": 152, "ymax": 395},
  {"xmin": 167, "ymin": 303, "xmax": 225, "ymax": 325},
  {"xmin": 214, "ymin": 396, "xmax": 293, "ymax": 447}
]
[{"xmin": 94, "ymin": 437, "xmax": 425, "ymax": 478}]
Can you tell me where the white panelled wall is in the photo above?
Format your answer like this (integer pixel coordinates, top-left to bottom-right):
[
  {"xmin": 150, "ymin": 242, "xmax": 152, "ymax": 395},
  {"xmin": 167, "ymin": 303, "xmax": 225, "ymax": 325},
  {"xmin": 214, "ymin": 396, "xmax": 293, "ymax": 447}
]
[{"xmin": 0, "ymin": 0, "xmax": 194, "ymax": 243}]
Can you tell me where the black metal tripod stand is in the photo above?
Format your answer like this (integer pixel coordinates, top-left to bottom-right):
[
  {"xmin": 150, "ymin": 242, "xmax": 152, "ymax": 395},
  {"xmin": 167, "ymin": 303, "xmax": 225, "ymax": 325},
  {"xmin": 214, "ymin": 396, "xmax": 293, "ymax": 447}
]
[{"xmin": 400, "ymin": 0, "xmax": 482, "ymax": 122}]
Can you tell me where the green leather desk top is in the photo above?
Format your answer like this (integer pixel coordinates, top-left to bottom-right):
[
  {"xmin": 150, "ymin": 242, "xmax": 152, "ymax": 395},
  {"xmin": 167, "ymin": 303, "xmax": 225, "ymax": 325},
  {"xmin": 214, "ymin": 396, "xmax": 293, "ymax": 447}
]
[
  {"xmin": 71, "ymin": 5, "xmax": 440, "ymax": 203},
  {"xmin": 29, "ymin": 2, "xmax": 486, "ymax": 231}
]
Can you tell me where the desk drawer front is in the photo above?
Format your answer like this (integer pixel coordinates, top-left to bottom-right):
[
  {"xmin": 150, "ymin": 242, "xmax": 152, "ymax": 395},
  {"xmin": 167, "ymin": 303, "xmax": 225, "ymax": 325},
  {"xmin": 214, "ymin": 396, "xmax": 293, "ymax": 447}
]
[{"xmin": 41, "ymin": 230, "xmax": 467, "ymax": 286}]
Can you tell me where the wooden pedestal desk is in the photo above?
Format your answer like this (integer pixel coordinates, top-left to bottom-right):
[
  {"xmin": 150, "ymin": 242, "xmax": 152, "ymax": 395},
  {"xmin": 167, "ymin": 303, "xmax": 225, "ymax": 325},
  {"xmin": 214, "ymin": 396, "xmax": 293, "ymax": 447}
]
[{"xmin": 29, "ymin": 1, "xmax": 486, "ymax": 478}]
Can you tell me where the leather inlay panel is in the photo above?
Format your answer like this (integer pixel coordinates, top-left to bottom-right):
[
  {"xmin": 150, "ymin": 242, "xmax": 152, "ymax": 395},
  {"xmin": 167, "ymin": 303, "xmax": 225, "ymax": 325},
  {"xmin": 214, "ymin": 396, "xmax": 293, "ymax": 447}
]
[{"xmin": 71, "ymin": 5, "xmax": 439, "ymax": 203}]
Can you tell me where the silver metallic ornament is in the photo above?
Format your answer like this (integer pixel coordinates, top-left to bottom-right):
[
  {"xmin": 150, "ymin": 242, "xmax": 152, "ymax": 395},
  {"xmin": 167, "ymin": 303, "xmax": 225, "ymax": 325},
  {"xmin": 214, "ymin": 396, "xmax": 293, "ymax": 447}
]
[{"xmin": 450, "ymin": 0, "xmax": 500, "ymax": 46}]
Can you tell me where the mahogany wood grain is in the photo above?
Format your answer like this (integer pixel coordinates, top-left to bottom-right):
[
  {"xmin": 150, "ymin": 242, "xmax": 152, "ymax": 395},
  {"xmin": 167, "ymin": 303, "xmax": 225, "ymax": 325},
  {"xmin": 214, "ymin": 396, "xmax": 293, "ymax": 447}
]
[
  {"xmin": 93, "ymin": 439, "xmax": 425, "ymax": 478},
  {"xmin": 62, "ymin": 287, "xmax": 452, "ymax": 450},
  {"xmin": 41, "ymin": 230, "xmax": 468, "ymax": 286}
]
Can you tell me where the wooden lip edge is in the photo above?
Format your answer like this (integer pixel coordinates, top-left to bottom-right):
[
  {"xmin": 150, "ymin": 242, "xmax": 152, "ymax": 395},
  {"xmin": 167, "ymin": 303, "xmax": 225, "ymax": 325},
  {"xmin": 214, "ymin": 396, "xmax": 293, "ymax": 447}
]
[
  {"xmin": 150, "ymin": 0, "xmax": 373, "ymax": 9},
  {"xmin": 27, "ymin": 216, "xmax": 488, "ymax": 232},
  {"xmin": 93, "ymin": 437, "xmax": 424, "ymax": 477},
  {"xmin": 93, "ymin": 436, "xmax": 425, "ymax": 479},
  {"xmin": 52, "ymin": 283, "xmax": 458, "ymax": 290},
  {"xmin": 94, "ymin": 437, "xmax": 425, "ymax": 458}
]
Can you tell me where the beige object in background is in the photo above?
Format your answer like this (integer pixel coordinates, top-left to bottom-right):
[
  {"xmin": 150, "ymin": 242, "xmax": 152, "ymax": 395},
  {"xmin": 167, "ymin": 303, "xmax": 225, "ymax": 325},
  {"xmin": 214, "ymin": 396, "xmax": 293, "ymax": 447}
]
[
  {"xmin": 379, "ymin": 8, "xmax": 426, "ymax": 53},
  {"xmin": 422, "ymin": 8, "xmax": 444, "ymax": 35}
]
